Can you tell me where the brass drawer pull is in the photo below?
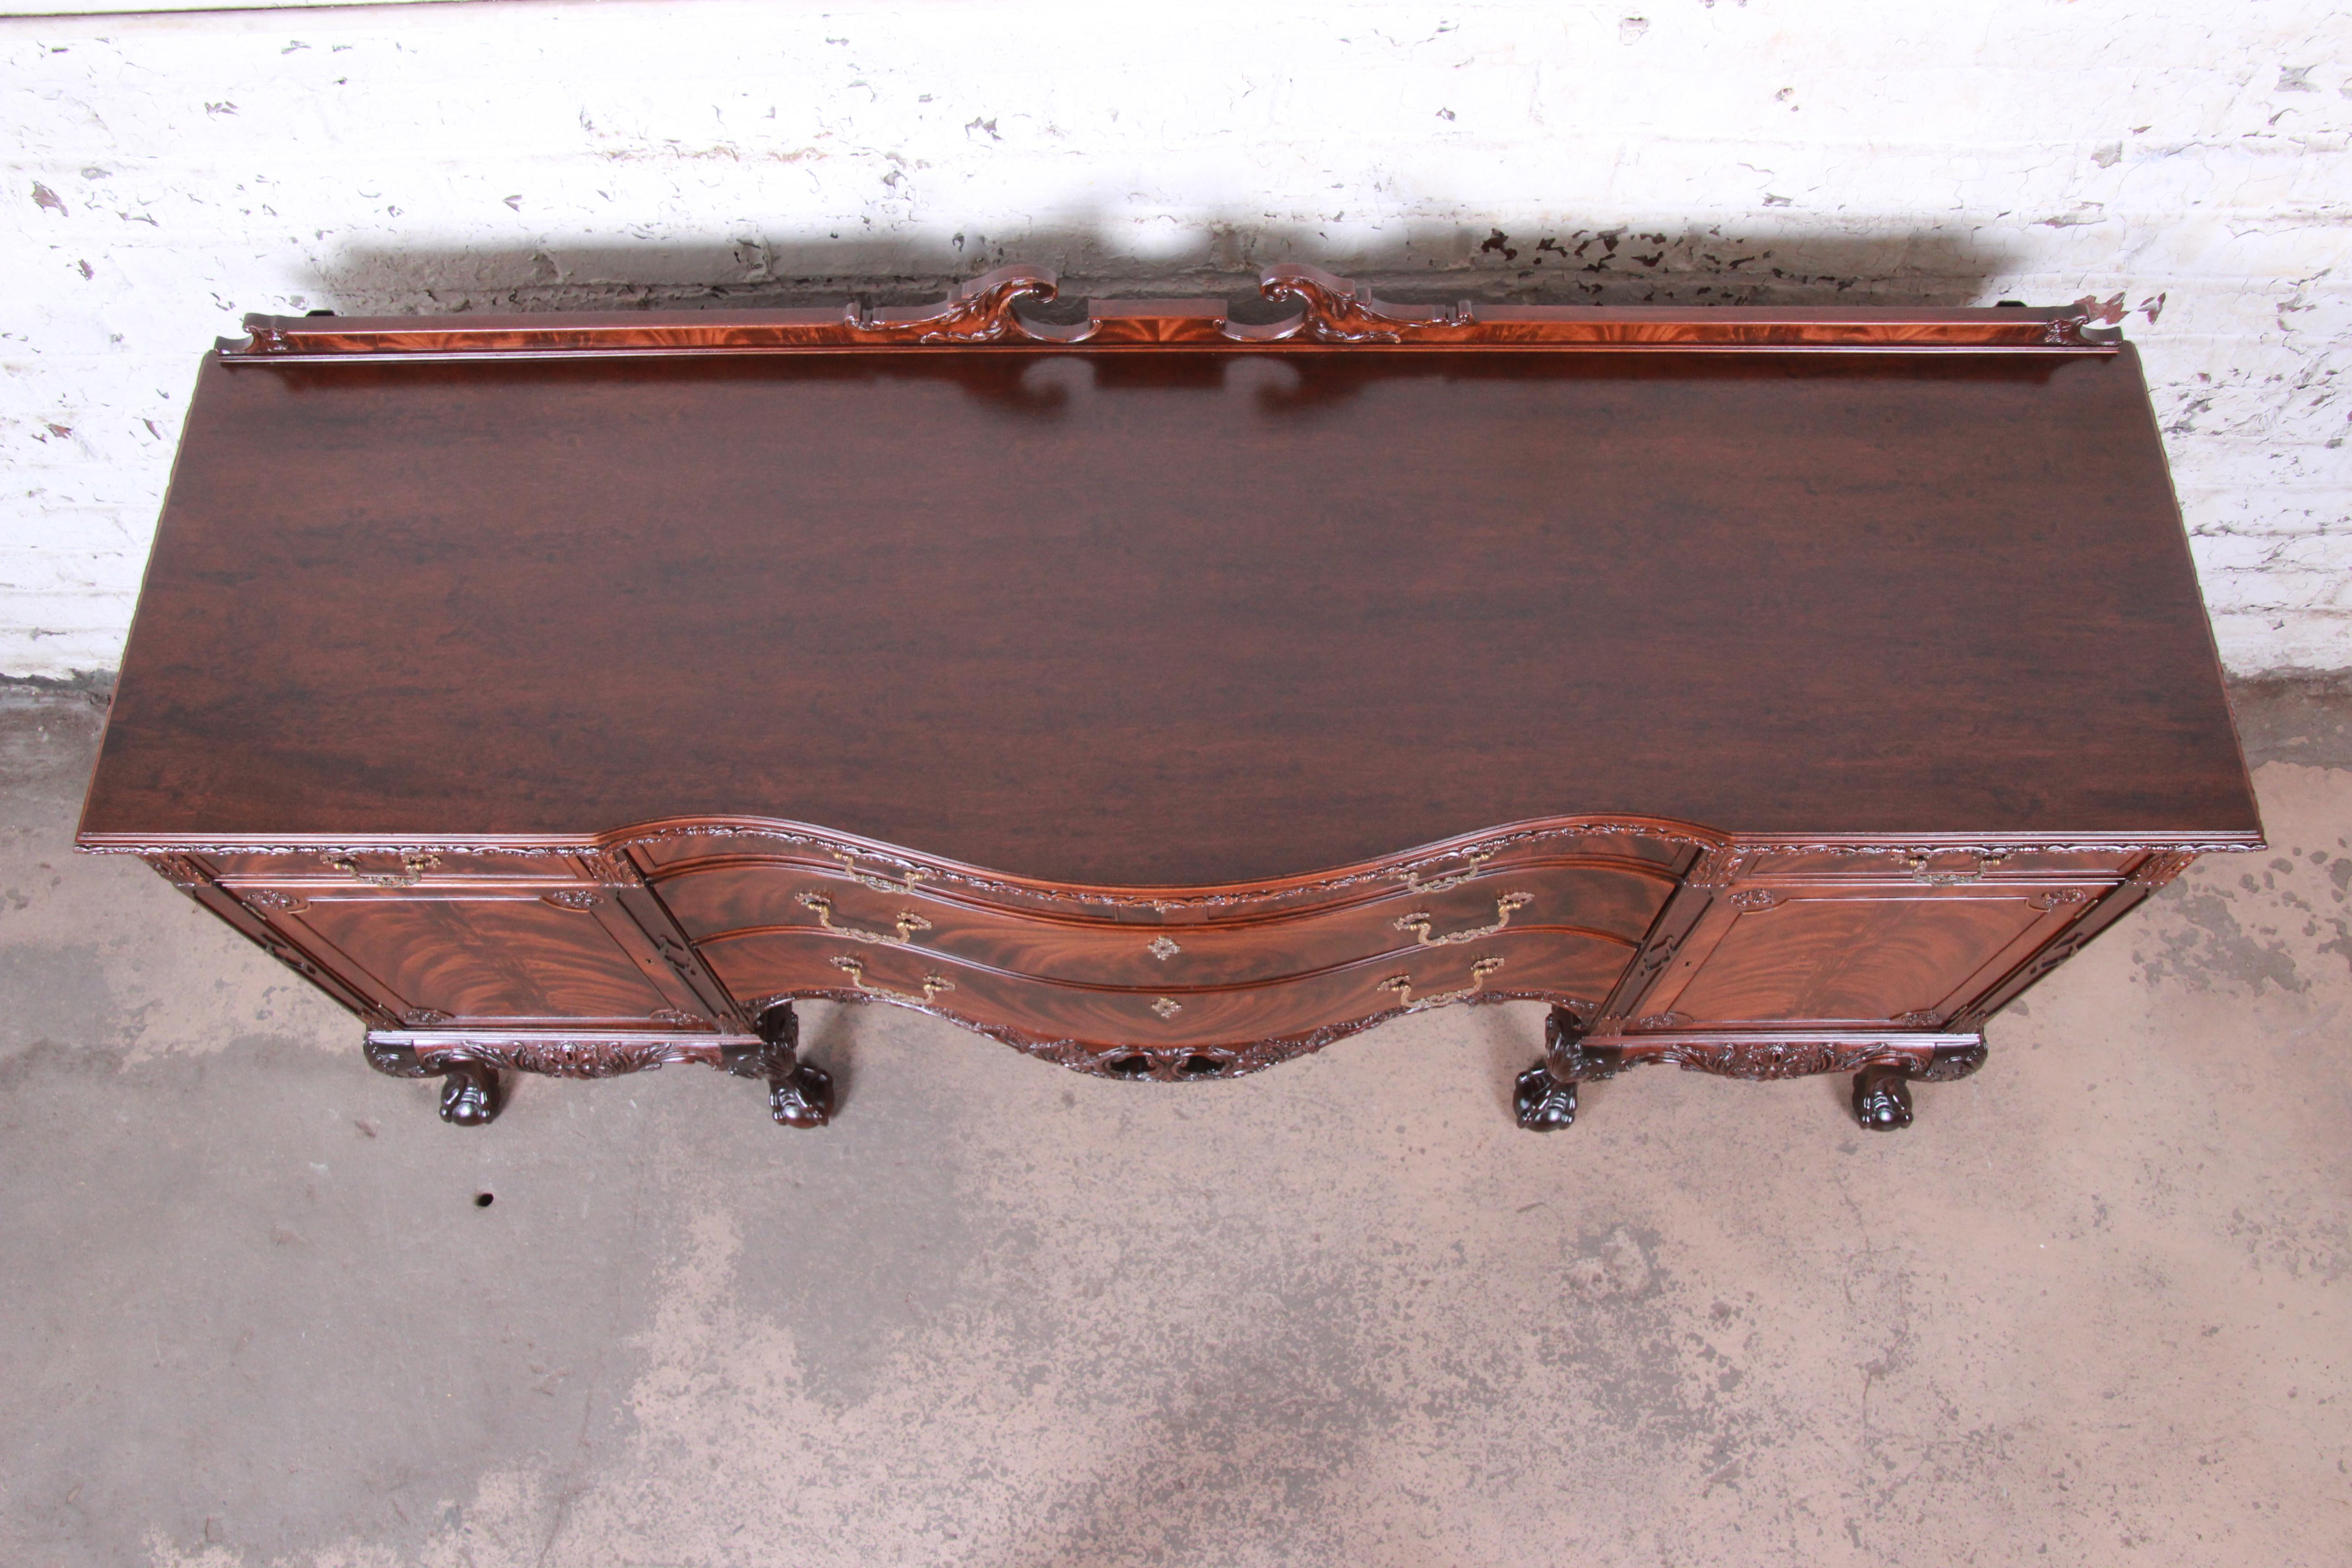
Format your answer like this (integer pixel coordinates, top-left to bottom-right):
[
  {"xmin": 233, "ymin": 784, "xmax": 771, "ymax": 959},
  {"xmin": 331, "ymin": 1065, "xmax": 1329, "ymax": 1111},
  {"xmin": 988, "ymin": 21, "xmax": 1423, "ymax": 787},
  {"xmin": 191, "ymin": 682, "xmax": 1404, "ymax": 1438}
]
[
  {"xmin": 1903, "ymin": 851, "xmax": 2007, "ymax": 885},
  {"xmin": 799, "ymin": 892, "xmax": 930, "ymax": 946},
  {"xmin": 323, "ymin": 851, "xmax": 441, "ymax": 887},
  {"xmin": 834, "ymin": 852, "xmax": 929, "ymax": 895},
  {"xmin": 1379, "ymin": 954, "xmax": 1504, "ymax": 1012},
  {"xmin": 1395, "ymin": 850, "xmax": 1492, "ymax": 894},
  {"xmin": 1396, "ymin": 892, "xmax": 1531, "ymax": 946},
  {"xmin": 832, "ymin": 955, "xmax": 953, "ymax": 1005}
]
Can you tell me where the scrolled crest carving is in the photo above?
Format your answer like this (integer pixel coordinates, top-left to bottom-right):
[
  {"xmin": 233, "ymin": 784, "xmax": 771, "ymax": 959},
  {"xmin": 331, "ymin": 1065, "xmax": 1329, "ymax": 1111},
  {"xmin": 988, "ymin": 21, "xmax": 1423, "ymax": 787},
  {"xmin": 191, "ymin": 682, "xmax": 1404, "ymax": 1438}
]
[
  {"xmin": 1235, "ymin": 264, "xmax": 1472, "ymax": 346},
  {"xmin": 852, "ymin": 265, "xmax": 1071, "ymax": 345},
  {"xmin": 226, "ymin": 268, "xmax": 2132, "ymax": 358}
]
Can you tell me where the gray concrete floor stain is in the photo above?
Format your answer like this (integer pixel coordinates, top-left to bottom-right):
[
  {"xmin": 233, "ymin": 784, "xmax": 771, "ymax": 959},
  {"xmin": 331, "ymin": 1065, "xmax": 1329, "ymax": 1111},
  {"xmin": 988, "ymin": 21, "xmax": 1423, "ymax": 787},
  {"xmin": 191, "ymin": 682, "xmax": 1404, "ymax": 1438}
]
[{"xmin": 1, "ymin": 684, "xmax": 2347, "ymax": 1566}]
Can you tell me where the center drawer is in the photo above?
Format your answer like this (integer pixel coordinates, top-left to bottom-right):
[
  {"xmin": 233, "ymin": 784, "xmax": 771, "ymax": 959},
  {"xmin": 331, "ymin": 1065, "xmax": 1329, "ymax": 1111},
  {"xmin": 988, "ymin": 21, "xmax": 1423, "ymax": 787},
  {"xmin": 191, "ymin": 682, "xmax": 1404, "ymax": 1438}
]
[{"xmin": 651, "ymin": 853, "xmax": 1673, "ymax": 990}]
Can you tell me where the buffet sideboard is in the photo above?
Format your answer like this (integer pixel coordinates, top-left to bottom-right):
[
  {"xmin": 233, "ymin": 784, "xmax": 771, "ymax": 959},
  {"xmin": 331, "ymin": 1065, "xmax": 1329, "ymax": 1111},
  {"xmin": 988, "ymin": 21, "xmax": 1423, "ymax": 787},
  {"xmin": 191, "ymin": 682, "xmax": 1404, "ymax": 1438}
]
[{"xmin": 79, "ymin": 266, "xmax": 2262, "ymax": 1132}]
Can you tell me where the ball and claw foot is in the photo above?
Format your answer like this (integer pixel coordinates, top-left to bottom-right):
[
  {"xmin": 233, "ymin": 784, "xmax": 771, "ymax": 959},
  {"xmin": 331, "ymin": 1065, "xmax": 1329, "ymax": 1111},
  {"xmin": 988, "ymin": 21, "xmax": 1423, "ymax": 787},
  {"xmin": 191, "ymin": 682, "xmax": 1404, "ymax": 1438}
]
[
  {"xmin": 1516, "ymin": 1005, "xmax": 1612, "ymax": 1131},
  {"xmin": 769, "ymin": 1063, "xmax": 834, "ymax": 1128},
  {"xmin": 1514, "ymin": 1066, "xmax": 1578, "ymax": 1130},
  {"xmin": 437, "ymin": 1059, "xmax": 504, "ymax": 1126},
  {"xmin": 1852, "ymin": 1064, "xmax": 1914, "ymax": 1131},
  {"xmin": 730, "ymin": 1002, "xmax": 833, "ymax": 1129}
]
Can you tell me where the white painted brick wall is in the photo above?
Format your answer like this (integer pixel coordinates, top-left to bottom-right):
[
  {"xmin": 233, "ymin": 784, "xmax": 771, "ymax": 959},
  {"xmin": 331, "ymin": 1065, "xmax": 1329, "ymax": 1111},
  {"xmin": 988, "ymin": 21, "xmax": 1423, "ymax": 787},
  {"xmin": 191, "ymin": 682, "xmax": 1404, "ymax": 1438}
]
[{"xmin": 5, "ymin": 0, "xmax": 2347, "ymax": 677}]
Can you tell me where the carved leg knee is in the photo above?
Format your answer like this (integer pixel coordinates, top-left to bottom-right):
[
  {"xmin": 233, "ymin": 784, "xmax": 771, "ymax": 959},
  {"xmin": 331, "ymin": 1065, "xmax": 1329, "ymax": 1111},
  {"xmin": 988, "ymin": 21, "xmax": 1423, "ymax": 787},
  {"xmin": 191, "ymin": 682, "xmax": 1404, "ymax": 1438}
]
[
  {"xmin": 363, "ymin": 1039, "xmax": 505, "ymax": 1127},
  {"xmin": 1852, "ymin": 1063, "xmax": 1914, "ymax": 1131},
  {"xmin": 729, "ymin": 1003, "xmax": 834, "ymax": 1129}
]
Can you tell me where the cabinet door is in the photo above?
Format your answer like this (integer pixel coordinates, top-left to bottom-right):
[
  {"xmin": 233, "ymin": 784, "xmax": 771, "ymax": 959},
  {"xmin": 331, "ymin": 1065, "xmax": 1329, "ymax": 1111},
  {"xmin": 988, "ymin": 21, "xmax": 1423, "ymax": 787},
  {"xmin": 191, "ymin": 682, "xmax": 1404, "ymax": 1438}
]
[
  {"xmin": 1633, "ymin": 882, "xmax": 2102, "ymax": 1029},
  {"xmin": 235, "ymin": 884, "xmax": 716, "ymax": 1031}
]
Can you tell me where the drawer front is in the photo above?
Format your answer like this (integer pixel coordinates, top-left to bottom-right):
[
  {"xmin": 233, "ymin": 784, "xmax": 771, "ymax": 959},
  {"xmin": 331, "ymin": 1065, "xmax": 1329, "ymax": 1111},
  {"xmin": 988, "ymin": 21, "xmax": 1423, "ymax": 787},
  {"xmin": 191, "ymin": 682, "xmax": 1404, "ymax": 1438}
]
[
  {"xmin": 698, "ymin": 926, "xmax": 1637, "ymax": 1057},
  {"xmin": 626, "ymin": 827, "xmax": 1695, "ymax": 916},
  {"xmin": 657, "ymin": 855, "xmax": 1672, "ymax": 989},
  {"xmin": 205, "ymin": 847, "xmax": 599, "ymax": 885},
  {"xmin": 1729, "ymin": 848, "xmax": 2131, "ymax": 882}
]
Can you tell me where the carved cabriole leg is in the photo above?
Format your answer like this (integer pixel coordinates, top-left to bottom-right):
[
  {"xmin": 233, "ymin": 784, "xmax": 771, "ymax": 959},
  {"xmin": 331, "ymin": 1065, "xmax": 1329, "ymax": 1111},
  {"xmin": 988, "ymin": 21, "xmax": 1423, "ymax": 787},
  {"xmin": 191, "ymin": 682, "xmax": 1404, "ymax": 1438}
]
[
  {"xmin": 1514, "ymin": 1005, "xmax": 1628, "ymax": 1131},
  {"xmin": 722, "ymin": 1002, "xmax": 833, "ymax": 1128},
  {"xmin": 1853, "ymin": 1039, "xmax": 1989, "ymax": 1131},
  {"xmin": 363, "ymin": 1038, "xmax": 506, "ymax": 1127}
]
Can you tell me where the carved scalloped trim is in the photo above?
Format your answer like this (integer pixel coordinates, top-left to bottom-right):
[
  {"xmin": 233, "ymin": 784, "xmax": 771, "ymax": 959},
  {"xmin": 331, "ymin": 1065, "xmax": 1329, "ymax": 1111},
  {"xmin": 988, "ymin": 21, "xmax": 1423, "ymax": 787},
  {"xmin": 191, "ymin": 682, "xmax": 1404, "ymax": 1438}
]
[
  {"xmin": 744, "ymin": 985, "xmax": 1600, "ymax": 1080},
  {"xmin": 1574, "ymin": 1031, "xmax": 1988, "ymax": 1083},
  {"xmin": 98, "ymin": 818, "xmax": 2260, "ymax": 914},
  {"xmin": 370, "ymin": 1031, "xmax": 753, "ymax": 1079},
  {"xmin": 1738, "ymin": 839, "xmax": 2261, "ymax": 858}
]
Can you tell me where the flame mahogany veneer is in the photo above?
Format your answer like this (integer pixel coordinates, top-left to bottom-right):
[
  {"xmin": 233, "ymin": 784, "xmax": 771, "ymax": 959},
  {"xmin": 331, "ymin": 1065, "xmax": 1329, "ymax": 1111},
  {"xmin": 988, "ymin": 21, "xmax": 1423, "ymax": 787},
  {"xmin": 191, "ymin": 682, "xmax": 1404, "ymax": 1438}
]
[{"xmin": 78, "ymin": 266, "xmax": 2262, "ymax": 1132}]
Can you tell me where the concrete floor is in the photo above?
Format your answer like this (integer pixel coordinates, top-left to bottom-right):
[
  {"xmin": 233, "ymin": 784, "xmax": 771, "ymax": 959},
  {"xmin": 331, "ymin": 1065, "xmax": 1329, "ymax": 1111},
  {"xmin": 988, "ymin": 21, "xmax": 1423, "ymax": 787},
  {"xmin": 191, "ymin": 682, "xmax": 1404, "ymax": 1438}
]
[{"xmin": 2, "ymin": 686, "xmax": 2347, "ymax": 1568}]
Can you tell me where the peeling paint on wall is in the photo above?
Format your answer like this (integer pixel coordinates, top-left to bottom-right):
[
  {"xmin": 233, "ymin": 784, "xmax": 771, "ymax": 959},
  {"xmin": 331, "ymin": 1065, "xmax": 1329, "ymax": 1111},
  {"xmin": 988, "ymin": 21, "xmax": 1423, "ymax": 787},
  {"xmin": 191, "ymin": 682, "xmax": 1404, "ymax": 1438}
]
[{"xmin": 3, "ymin": 0, "xmax": 2347, "ymax": 677}]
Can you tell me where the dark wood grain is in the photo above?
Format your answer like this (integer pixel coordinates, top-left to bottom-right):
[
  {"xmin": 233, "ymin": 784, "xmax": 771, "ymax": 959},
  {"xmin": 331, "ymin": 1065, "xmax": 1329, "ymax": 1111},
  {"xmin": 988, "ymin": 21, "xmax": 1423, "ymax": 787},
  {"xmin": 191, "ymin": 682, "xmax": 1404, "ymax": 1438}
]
[
  {"xmin": 84, "ymin": 333, "xmax": 2253, "ymax": 887},
  {"xmin": 82, "ymin": 275, "xmax": 2262, "ymax": 1127}
]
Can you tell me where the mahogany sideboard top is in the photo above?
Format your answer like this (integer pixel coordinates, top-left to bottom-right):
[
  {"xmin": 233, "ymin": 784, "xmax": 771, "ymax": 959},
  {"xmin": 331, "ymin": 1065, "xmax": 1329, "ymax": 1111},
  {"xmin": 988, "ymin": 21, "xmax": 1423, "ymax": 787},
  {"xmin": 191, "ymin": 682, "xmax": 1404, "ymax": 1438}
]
[
  {"xmin": 81, "ymin": 270, "xmax": 2257, "ymax": 890},
  {"xmin": 76, "ymin": 268, "xmax": 2262, "ymax": 1134}
]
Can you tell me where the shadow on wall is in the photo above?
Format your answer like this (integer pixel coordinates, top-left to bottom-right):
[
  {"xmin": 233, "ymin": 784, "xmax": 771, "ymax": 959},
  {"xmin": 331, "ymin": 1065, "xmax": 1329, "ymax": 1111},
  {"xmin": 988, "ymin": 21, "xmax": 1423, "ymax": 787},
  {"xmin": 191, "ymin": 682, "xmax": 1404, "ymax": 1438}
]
[{"xmin": 312, "ymin": 220, "xmax": 2024, "ymax": 318}]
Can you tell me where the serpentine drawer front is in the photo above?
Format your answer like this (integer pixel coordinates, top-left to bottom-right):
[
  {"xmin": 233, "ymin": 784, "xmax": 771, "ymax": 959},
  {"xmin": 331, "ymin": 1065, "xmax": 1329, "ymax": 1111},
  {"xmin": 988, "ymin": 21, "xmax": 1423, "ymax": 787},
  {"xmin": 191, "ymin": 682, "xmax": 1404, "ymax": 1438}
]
[
  {"xmin": 651, "ymin": 851, "xmax": 1677, "ymax": 990},
  {"xmin": 78, "ymin": 267, "xmax": 2261, "ymax": 1135}
]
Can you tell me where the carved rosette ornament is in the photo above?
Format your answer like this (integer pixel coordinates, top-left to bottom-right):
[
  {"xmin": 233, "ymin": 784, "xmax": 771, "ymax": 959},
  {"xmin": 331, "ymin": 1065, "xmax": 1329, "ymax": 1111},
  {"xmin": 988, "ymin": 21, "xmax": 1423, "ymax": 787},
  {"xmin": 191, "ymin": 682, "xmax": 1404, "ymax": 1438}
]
[
  {"xmin": 143, "ymin": 853, "xmax": 206, "ymax": 888},
  {"xmin": 2128, "ymin": 850, "xmax": 2199, "ymax": 887},
  {"xmin": 1687, "ymin": 847, "xmax": 1751, "ymax": 887},
  {"xmin": 1651, "ymin": 1041, "xmax": 1912, "ymax": 1080},
  {"xmin": 459, "ymin": 1039, "xmax": 686, "ymax": 1078}
]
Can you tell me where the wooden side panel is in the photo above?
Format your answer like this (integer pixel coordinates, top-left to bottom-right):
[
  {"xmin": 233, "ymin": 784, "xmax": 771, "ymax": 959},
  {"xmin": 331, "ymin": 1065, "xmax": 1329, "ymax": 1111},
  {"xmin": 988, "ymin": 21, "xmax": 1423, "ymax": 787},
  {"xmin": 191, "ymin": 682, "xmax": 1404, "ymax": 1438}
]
[
  {"xmin": 243, "ymin": 888, "xmax": 715, "ymax": 1029},
  {"xmin": 1640, "ymin": 884, "xmax": 2104, "ymax": 1028}
]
